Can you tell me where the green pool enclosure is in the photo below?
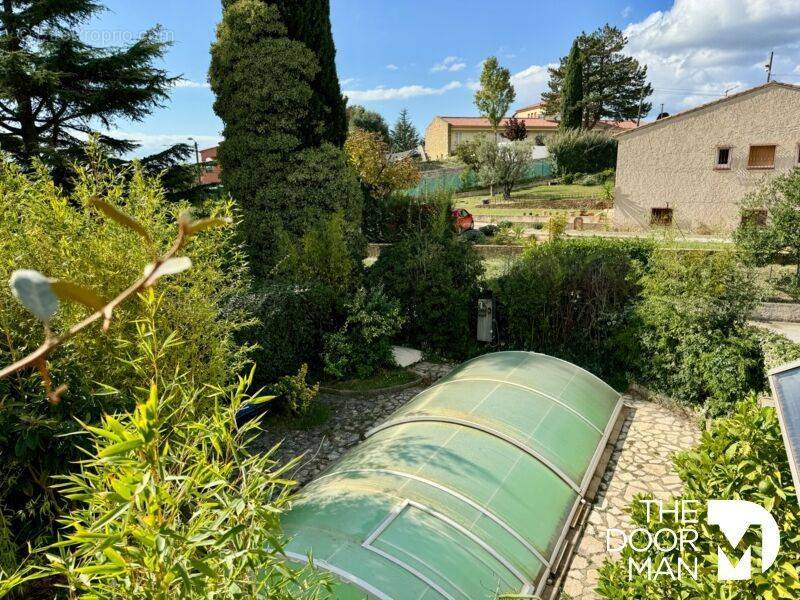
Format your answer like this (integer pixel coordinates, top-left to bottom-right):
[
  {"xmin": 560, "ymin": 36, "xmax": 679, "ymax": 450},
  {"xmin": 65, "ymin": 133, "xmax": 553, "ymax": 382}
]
[{"xmin": 282, "ymin": 351, "xmax": 627, "ymax": 599}]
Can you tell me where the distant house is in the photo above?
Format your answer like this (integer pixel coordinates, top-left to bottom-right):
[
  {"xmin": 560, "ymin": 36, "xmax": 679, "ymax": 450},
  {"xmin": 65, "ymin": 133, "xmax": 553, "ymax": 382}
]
[
  {"xmin": 512, "ymin": 101, "xmax": 548, "ymax": 119},
  {"xmin": 424, "ymin": 108, "xmax": 636, "ymax": 160},
  {"xmin": 199, "ymin": 146, "xmax": 221, "ymax": 186},
  {"xmin": 613, "ymin": 81, "xmax": 800, "ymax": 233}
]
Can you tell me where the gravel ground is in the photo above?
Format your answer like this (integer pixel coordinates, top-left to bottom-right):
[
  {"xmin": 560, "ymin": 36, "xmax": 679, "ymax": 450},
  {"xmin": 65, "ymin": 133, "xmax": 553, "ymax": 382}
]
[{"xmin": 250, "ymin": 361, "xmax": 453, "ymax": 487}]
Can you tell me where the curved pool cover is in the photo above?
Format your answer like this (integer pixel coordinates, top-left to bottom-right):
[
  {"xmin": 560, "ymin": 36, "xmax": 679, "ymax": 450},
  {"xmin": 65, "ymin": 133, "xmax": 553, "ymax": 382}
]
[{"xmin": 282, "ymin": 351, "xmax": 626, "ymax": 599}]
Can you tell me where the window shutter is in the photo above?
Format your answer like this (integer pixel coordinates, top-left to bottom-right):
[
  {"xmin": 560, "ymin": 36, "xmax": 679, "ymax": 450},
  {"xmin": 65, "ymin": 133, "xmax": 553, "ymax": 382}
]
[{"xmin": 748, "ymin": 145, "xmax": 776, "ymax": 168}]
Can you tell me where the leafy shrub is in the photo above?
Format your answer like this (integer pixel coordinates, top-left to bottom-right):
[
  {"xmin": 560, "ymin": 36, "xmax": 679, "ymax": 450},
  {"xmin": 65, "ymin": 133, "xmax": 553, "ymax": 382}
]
[
  {"xmin": 461, "ymin": 228, "xmax": 487, "ymax": 244},
  {"xmin": 363, "ymin": 189, "xmax": 453, "ymax": 243},
  {"xmin": 323, "ymin": 287, "xmax": 403, "ymax": 380},
  {"xmin": 734, "ymin": 168, "xmax": 800, "ymax": 299},
  {"xmin": 0, "ymin": 153, "xmax": 251, "ymax": 561},
  {"xmin": 494, "ymin": 238, "xmax": 651, "ymax": 387},
  {"xmin": 274, "ymin": 363, "xmax": 320, "ymax": 417},
  {"xmin": 345, "ymin": 128, "xmax": 420, "ymax": 198},
  {"xmin": 636, "ymin": 250, "xmax": 763, "ymax": 414},
  {"xmin": 239, "ymin": 214, "xmax": 360, "ymax": 386},
  {"xmin": 597, "ymin": 399, "xmax": 799, "ymax": 599},
  {"xmin": 38, "ymin": 341, "xmax": 327, "ymax": 597},
  {"xmin": 546, "ymin": 129, "xmax": 617, "ymax": 176},
  {"xmin": 234, "ymin": 283, "xmax": 338, "ymax": 387},
  {"xmin": 479, "ymin": 224, "xmax": 499, "ymax": 237},
  {"xmin": 547, "ymin": 214, "xmax": 568, "ymax": 240},
  {"xmin": 757, "ymin": 329, "xmax": 800, "ymax": 372},
  {"xmin": 368, "ymin": 225, "xmax": 484, "ymax": 359}
]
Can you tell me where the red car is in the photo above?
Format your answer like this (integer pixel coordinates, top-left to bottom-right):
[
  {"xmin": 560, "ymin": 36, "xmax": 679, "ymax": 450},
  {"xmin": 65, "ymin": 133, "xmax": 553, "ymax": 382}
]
[{"xmin": 452, "ymin": 208, "xmax": 474, "ymax": 232}]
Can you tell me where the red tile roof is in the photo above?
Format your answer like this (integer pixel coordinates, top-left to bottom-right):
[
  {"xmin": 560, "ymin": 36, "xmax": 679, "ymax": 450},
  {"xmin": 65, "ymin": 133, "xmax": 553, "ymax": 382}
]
[{"xmin": 439, "ymin": 116, "xmax": 637, "ymax": 130}]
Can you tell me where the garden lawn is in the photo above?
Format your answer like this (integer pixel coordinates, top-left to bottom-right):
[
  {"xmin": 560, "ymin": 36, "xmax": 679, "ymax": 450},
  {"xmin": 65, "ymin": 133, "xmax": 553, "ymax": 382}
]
[
  {"xmin": 322, "ymin": 367, "xmax": 418, "ymax": 392},
  {"xmin": 455, "ymin": 183, "xmax": 603, "ymax": 216}
]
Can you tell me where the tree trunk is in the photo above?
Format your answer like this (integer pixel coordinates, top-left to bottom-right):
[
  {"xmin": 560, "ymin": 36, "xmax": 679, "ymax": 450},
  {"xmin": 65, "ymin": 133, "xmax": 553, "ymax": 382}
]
[{"xmin": 2, "ymin": 0, "xmax": 37, "ymax": 164}]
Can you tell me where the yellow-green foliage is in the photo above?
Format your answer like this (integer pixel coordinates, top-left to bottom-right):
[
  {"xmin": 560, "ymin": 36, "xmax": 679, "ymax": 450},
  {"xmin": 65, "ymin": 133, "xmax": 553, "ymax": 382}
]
[
  {"xmin": 19, "ymin": 312, "xmax": 330, "ymax": 598},
  {"xmin": 597, "ymin": 399, "xmax": 800, "ymax": 599},
  {"xmin": 0, "ymin": 150, "xmax": 251, "ymax": 564}
]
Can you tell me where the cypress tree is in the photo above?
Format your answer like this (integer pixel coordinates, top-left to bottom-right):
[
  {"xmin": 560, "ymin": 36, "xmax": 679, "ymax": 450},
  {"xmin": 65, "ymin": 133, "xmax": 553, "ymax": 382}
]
[
  {"xmin": 274, "ymin": 0, "xmax": 348, "ymax": 147},
  {"xmin": 210, "ymin": 0, "xmax": 362, "ymax": 278},
  {"xmin": 390, "ymin": 109, "xmax": 420, "ymax": 152},
  {"xmin": 560, "ymin": 40, "xmax": 584, "ymax": 130}
]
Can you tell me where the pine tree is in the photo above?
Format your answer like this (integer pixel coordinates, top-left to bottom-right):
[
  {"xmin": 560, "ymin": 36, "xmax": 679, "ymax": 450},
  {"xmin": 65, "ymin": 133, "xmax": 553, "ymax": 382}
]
[
  {"xmin": 210, "ymin": 0, "xmax": 362, "ymax": 278},
  {"xmin": 390, "ymin": 109, "xmax": 420, "ymax": 152},
  {"xmin": 542, "ymin": 25, "xmax": 652, "ymax": 129},
  {"xmin": 274, "ymin": 0, "xmax": 347, "ymax": 147},
  {"xmin": 560, "ymin": 41, "xmax": 583, "ymax": 130},
  {"xmin": 0, "ymin": 0, "xmax": 173, "ymax": 167}
]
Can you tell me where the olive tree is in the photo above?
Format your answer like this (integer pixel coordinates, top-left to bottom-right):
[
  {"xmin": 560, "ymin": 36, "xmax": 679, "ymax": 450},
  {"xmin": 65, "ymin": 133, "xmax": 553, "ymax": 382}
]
[
  {"xmin": 734, "ymin": 169, "xmax": 800, "ymax": 299},
  {"xmin": 476, "ymin": 139, "xmax": 533, "ymax": 200}
]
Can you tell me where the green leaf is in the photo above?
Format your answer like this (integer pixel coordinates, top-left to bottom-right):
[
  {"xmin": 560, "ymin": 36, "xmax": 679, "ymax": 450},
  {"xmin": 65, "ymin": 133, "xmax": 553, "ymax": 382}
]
[
  {"xmin": 89, "ymin": 196, "xmax": 152, "ymax": 242},
  {"xmin": 98, "ymin": 438, "xmax": 143, "ymax": 458},
  {"xmin": 189, "ymin": 558, "xmax": 214, "ymax": 578},
  {"xmin": 185, "ymin": 216, "xmax": 232, "ymax": 236},
  {"xmin": 102, "ymin": 547, "xmax": 127, "ymax": 567},
  {"xmin": 50, "ymin": 280, "xmax": 106, "ymax": 312},
  {"xmin": 9, "ymin": 270, "xmax": 58, "ymax": 322}
]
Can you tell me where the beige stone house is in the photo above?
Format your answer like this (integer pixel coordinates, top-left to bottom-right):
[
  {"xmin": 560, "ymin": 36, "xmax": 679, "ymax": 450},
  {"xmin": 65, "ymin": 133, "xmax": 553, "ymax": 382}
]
[
  {"xmin": 424, "ymin": 108, "xmax": 635, "ymax": 159},
  {"xmin": 424, "ymin": 116, "xmax": 559, "ymax": 159},
  {"xmin": 613, "ymin": 81, "xmax": 800, "ymax": 233},
  {"xmin": 512, "ymin": 101, "xmax": 548, "ymax": 119}
]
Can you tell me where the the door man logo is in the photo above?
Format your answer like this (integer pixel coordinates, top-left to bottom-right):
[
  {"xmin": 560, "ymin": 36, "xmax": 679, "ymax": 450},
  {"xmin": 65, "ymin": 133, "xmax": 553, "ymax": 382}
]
[
  {"xmin": 707, "ymin": 500, "xmax": 780, "ymax": 581},
  {"xmin": 606, "ymin": 499, "xmax": 780, "ymax": 582}
]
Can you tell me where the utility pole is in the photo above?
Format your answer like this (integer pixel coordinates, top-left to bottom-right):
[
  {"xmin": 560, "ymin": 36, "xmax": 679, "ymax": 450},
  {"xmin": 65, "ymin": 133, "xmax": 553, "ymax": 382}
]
[{"xmin": 765, "ymin": 51, "xmax": 774, "ymax": 83}]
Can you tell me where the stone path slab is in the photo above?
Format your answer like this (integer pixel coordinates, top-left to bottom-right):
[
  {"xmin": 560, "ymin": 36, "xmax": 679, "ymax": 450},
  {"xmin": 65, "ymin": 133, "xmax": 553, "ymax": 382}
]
[{"xmin": 561, "ymin": 397, "xmax": 701, "ymax": 599}]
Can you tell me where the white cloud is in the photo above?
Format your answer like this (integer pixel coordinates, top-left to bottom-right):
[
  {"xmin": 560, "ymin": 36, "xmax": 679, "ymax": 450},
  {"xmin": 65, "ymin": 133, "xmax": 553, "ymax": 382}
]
[
  {"xmin": 173, "ymin": 79, "xmax": 210, "ymax": 89},
  {"xmin": 510, "ymin": 63, "xmax": 555, "ymax": 106},
  {"xmin": 622, "ymin": 6, "xmax": 633, "ymax": 19},
  {"xmin": 386, "ymin": 64, "xmax": 399, "ymax": 71},
  {"xmin": 623, "ymin": 0, "xmax": 800, "ymax": 114},
  {"xmin": 103, "ymin": 130, "xmax": 222, "ymax": 158},
  {"xmin": 432, "ymin": 56, "xmax": 467, "ymax": 72},
  {"xmin": 340, "ymin": 77, "xmax": 357, "ymax": 86},
  {"xmin": 344, "ymin": 81, "xmax": 462, "ymax": 102}
]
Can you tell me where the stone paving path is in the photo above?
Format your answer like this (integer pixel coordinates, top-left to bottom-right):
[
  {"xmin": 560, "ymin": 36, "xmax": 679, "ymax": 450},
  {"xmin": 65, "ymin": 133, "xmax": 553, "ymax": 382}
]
[
  {"xmin": 561, "ymin": 397, "xmax": 701, "ymax": 599},
  {"xmin": 250, "ymin": 361, "xmax": 453, "ymax": 487}
]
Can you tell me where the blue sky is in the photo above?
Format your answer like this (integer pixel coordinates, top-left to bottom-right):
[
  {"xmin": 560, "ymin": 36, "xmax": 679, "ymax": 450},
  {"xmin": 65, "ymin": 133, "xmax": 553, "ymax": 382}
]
[{"xmin": 85, "ymin": 0, "xmax": 800, "ymax": 157}]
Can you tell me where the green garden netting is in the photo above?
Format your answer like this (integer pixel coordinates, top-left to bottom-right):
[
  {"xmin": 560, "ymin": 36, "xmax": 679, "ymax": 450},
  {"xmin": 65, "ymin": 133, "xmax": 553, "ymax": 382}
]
[{"xmin": 282, "ymin": 351, "xmax": 622, "ymax": 599}]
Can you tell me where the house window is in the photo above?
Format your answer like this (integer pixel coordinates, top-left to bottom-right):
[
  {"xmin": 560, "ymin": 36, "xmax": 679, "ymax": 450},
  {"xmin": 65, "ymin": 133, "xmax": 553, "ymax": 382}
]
[
  {"xmin": 748, "ymin": 145, "xmax": 776, "ymax": 169},
  {"xmin": 715, "ymin": 147, "xmax": 731, "ymax": 170},
  {"xmin": 741, "ymin": 209, "xmax": 768, "ymax": 227},
  {"xmin": 453, "ymin": 132, "xmax": 463, "ymax": 147},
  {"xmin": 651, "ymin": 207, "xmax": 673, "ymax": 226}
]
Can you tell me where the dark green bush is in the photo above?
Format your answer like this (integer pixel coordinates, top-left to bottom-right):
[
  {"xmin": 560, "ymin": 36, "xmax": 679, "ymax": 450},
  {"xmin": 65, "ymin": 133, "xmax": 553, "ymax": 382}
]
[
  {"xmin": 368, "ymin": 229, "xmax": 484, "ymax": 359},
  {"xmin": 636, "ymin": 250, "xmax": 763, "ymax": 414},
  {"xmin": 494, "ymin": 238, "xmax": 651, "ymax": 387},
  {"xmin": 546, "ymin": 129, "xmax": 617, "ymax": 176},
  {"xmin": 323, "ymin": 286, "xmax": 403, "ymax": 380},
  {"xmin": 363, "ymin": 189, "xmax": 453, "ymax": 243},
  {"xmin": 237, "ymin": 282, "xmax": 342, "ymax": 387}
]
